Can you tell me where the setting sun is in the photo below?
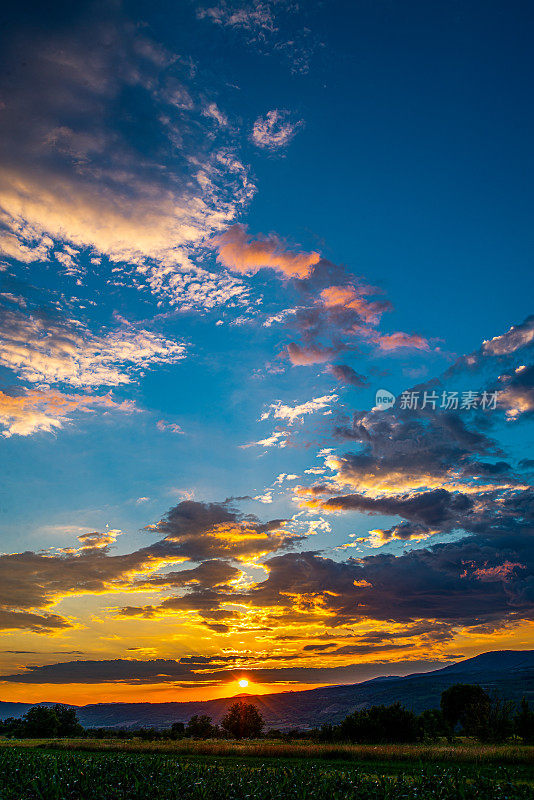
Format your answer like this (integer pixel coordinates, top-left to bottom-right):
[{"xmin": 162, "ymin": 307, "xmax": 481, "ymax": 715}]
[{"xmin": 238, "ymin": 679, "xmax": 249, "ymax": 689}]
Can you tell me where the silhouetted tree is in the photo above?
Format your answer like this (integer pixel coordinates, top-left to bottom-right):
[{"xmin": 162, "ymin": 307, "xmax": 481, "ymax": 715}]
[
  {"xmin": 515, "ymin": 698, "xmax": 534, "ymax": 743},
  {"xmin": 22, "ymin": 706, "xmax": 59, "ymax": 738},
  {"xmin": 221, "ymin": 701, "xmax": 264, "ymax": 739},
  {"xmin": 483, "ymin": 696, "xmax": 514, "ymax": 742},
  {"xmin": 339, "ymin": 702, "xmax": 419, "ymax": 743},
  {"xmin": 54, "ymin": 705, "xmax": 83, "ymax": 737},
  {"xmin": 440, "ymin": 684, "xmax": 491, "ymax": 738},
  {"xmin": 170, "ymin": 721, "xmax": 185, "ymax": 738},
  {"xmin": 186, "ymin": 714, "xmax": 218, "ymax": 738},
  {"xmin": 17, "ymin": 704, "xmax": 83, "ymax": 738},
  {"xmin": 418, "ymin": 708, "xmax": 448, "ymax": 741}
]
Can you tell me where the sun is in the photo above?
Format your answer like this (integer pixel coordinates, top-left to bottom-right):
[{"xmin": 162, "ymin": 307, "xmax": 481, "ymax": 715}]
[{"xmin": 238, "ymin": 678, "xmax": 249, "ymax": 689}]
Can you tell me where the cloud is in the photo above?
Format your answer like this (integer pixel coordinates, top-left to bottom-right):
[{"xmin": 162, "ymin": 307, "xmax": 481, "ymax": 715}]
[
  {"xmin": 0, "ymin": 655, "xmax": 448, "ymax": 685},
  {"xmin": 318, "ymin": 488, "xmax": 474, "ymax": 529},
  {"xmin": 139, "ymin": 559, "xmax": 241, "ymax": 589},
  {"xmin": 320, "ymin": 284, "xmax": 389, "ymax": 326},
  {"xmin": 497, "ymin": 365, "xmax": 534, "ymax": 420},
  {"xmin": 241, "ymin": 429, "xmax": 290, "ymax": 448},
  {"xmin": 326, "ymin": 364, "xmax": 367, "ymax": 387},
  {"xmin": 483, "ymin": 316, "xmax": 534, "ymax": 356},
  {"xmin": 286, "ymin": 342, "xmax": 339, "ymax": 365},
  {"xmin": 261, "ymin": 394, "xmax": 338, "ymax": 424},
  {"xmin": 0, "ymin": 548, "xmax": 160, "ymax": 630},
  {"xmin": 144, "ymin": 499, "xmax": 297, "ymax": 562},
  {"xmin": 156, "ymin": 420, "xmax": 185, "ymax": 434},
  {"xmin": 251, "ymin": 109, "xmax": 303, "ymax": 150},
  {"xmin": 0, "ymin": 388, "xmax": 136, "ymax": 438},
  {"xmin": 197, "ymin": 3, "xmax": 276, "ymax": 33},
  {"xmin": 0, "ymin": 304, "xmax": 186, "ymax": 388},
  {"xmin": 0, "ymin": 6, "xmax": 254, "ymax": 309},
  {"xmin": 0, "ymin": 611, "xmax": 71, "ymax": 633},
  {"xmin": 367, "ymin": 331, "xmax": 431, "ymax": 352},
  {"xmin": 212, "ymin": 224, "xmax": 320, "ymax": 278},
  {"xmin": 239, "ymin": 528, "xmax": 534, "ymax": 628},
  {"xmin": 277, "ymin": 260, "xmax": 432, "ymax": 368},
  {"xmin": 328, "ymin": 405, "xmax": 509, "ymax": 495},
  {"xmin": 202, "ymin": 102, "xmax": 228, "ymax": 127},
  {"xmin": 196, "ymin": 2, "xmax": 319, "ymax": 76}
]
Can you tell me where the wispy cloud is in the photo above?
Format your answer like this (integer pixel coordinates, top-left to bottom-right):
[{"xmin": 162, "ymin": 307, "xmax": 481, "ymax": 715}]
[
  {"xmin": 261, "ymin": 394, "xmax": 338, "ymax": 424},
  {"xmin": 0, "ymin": 388, "xmax": 136, "ymax": 438},
  {"xmin": 0, "ymin": 7, "xmax": 255, "ymax": 310},
  {"xmin": 0, "ymin": 305, "xmax": 186, "ymax": 388},
  {"xmin": 251, "ymin": 109, "xmax": 303, "ymax": 150}
]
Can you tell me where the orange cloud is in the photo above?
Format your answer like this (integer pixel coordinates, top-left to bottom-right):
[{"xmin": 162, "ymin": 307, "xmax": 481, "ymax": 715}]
[
  {"xmin": 320, "ymin": 284, "xmax": 387, "ymax": 325},
  {"xmin": 355, "ymin": 329, "xmax": 431, "ymax": 352},
  {"xmin": 213, "ymin": 224, "xmax": 320, "ymax": 279},
  {"xmin": 0, "ymin": 388, "xmax": 136, "ymax": 437},
  {"xmin": 375, "ymin": 331, "xmax": 431, "ymax": 351},
  {"xmin": 286, "ymin": 343, "xmax": 338, "ymax": 365}
]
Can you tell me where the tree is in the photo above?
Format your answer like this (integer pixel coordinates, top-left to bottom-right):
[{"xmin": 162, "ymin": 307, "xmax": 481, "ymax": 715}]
[
  {"xmin": 170, "ymin": 721, "xmax": 185, "ymax": 739},
  {"xmin": 221, "ymin": 701, "xmax": 264, "ymax": 739},
  {"xmin": 186, "ymin": 714, "xmax": 218, "ymax": 738},
  {"xmin": 54, "ymin": 705, "xmax": 83, "ymax": 737},
  {"xmin": 22, "ymin": 706, "xmax": 59, "ymax": 738},
  {"xmin": 18, "ymin": 704, "xmax": 83, "ymax": 738},
  {"xmin": 484, "ymin": 696, "xmax": 514, "ymax": 743},
  {"xmin": 440, "ymin": 684, "xmax": 491, "ymax": 738},
  {"xmin": 339, "ymin": 703, "xmax": 419, "ymax": 744},
  {"xmin": 515, "ymin": 698, "xmax": 534, "ymax": 743},
  {"xmin": 418, "ymin": 708, "xmax": 448, "ymax": 741}
]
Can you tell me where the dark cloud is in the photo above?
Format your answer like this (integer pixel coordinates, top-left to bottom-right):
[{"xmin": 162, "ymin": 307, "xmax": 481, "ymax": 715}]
[
  {"xmin": 239, "ymin": 531, "xmax": 534, "ymax": 628},
  {"xmin": 137, "ymin": 559, "xmax": 241, "ymax": 589},
  {"xmin": 321, "ymin": 488, "xmax": 474, "ymax": 529},
  {"xmin": 497, "ymin": 364, "xmax": 534, "ymax": 420},
  {"xmin": 0, "ymin": 547, "xmax": 152, "ymax": 616},
  {"xmin": 0, "ymin": 610, "xmax": 71, "ymax": 633},
  {"xmin": 145, "ymin": 499, "xmax": 295, "ymax": 562},
  {"xmin": 0, "ymin": 656, "xmax": 449, "ymax": 686},
  {"xmin": 0, "ymin": 499, "xmax": 297, "ymax": 633},
  {"xmin": 326, "ymin": 364, "xmax": 367, "ymax": 387}
]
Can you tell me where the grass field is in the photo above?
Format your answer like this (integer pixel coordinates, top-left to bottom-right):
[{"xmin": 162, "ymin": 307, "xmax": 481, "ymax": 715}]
[
  {"xmin": 1, "ymin": 745, "xmax": 534, "ymax": 799},
  {"xmin": 1, "ymin": 740, "xmax": 534, "ymax": 798},
  {"xmin": 2, "ymin": 736, "xmax": 534, "ymax": 764}
]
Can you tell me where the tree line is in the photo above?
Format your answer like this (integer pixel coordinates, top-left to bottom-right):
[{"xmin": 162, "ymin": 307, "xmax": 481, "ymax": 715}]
[
  {"xmin": 0, "ymin": 700, "xmax": 264, "ymax": 741},
  {"xmin": 1, "ymin": 687, "xmax": 534, "ymax": 743}
]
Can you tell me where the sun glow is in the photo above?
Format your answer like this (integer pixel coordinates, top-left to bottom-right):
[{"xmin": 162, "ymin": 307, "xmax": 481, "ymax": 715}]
[{"xmin": 238, "ymin": 678, "xmax": 249, "ymax": 689}]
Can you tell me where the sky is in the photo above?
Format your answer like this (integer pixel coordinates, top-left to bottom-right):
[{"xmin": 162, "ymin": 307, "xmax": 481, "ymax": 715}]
[{"xmin": 0, "ymin": 0, "xmax": 533, "ymax": 706}]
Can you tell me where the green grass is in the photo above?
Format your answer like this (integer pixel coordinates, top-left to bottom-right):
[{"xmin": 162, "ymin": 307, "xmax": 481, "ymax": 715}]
[
  {"xmin": 3, "ymin": 736, "xmax": 534, "ymax": 765},
  {"xmin": 0, "ymin": 747, "xmax": 533, "ymax": 800}
]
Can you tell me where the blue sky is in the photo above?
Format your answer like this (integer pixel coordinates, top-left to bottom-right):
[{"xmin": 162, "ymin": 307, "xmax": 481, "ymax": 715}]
[{"xmin": 0, "ymin": 0, "xmax": 532, "ymax": 703}]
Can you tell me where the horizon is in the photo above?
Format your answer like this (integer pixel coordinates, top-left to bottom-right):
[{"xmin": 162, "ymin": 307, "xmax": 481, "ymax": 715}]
[
  {"xmin": 0, "ymin": 0, "xmax": 533, "ymax": 707},
  {"xmin": 2, "ymin": 647, "xmax": 533, "ymax": 708}
]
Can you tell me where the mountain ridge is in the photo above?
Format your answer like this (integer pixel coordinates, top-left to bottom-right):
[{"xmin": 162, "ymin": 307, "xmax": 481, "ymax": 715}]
[{"xmin": 2, "ymin": 649, "xmax": 533, "ymax": 730}]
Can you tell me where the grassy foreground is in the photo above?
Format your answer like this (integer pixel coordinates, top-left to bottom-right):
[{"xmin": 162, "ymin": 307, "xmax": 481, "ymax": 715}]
[
  {"xmin": 2, "ymin": 736, "xmax": 534, "ymax": 764},
  {"xmin": 1, "ymin": 747, "xmax": 534, "ymax": 800}
]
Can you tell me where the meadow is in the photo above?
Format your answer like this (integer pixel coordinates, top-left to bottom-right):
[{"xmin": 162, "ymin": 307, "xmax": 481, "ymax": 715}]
[
  {"xmin": 3, "ymin": 735, "xmax": 534, "ymax": 764},
  {"xmin": 1, "ymin": 740, "xmax": 534, "ymax": 799}
]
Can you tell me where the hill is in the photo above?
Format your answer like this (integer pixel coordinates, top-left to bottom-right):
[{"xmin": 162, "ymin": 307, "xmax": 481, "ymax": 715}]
[{"xmin": 1, "ymin": 650, "xmax": 533, "ymax": 730}]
